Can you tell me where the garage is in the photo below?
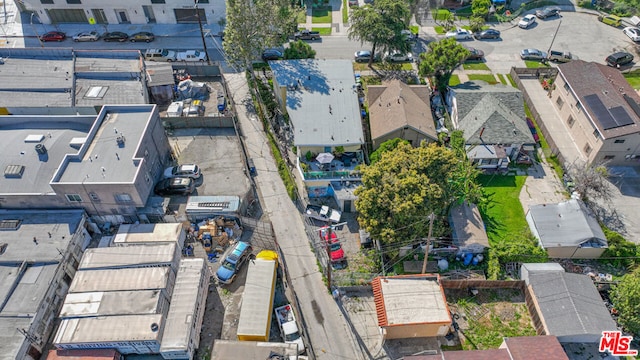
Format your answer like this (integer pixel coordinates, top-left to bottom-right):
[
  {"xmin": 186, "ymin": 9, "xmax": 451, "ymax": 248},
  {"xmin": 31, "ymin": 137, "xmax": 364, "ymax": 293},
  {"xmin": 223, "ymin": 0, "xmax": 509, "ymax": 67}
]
[
  {"xmin": 45, "ymin": 9, "xmax": 87, "ymax": 23},
  {"xmin": 174, "ymin": 8, "xmax": 206, "ymax": 23}
]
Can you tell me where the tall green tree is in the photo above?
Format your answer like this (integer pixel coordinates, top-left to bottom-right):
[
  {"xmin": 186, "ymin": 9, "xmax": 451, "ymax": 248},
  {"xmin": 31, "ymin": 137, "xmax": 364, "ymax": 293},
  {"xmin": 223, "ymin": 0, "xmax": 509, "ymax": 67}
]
[
  {"xmin": 418, "ymin": 37, "xmax": 469, "ymax": 93},
  {"xmin": 369, "ymin": 138, "xmax": 409, "ymax": 164},
  {"xmin": 223, "ymin": 0, "xmax": 297, "ymax": 71},
  {"xmin": 284, "ymin": 40, "xmax": 316, "ymax": 59},
  {"xmin": 355, "ymin": 142, "xmax": 472, "ymax": 247},
  {"xmin": 348, "ymin": 0, "xmax": 411, "ymax": 66},
  {"xmin": 610, "ymin": 268, "xmax": 640, "ymax": 335},
  {"xmin": 471, "ymin": 0, "xmax": 491, "ymax": 18}
]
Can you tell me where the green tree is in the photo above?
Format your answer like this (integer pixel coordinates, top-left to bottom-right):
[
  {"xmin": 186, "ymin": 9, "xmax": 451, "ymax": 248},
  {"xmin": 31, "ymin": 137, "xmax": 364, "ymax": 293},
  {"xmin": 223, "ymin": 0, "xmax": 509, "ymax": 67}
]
[
  {"xmin": 418, "ymin": 37, "xmax": 469, "ymax": 93},
  {"xmin": 601, "ymin": 227, "xmax": 638, "ymax": 269},
  {"xmin": 369, "ymin": 138, "xmax": 409, "ymax": 164},
  {"xmin": 224, "ymin": 0, "xmax": 297, "ymax": 71},
  {"xmin": 355, "ymin": 142, "xmax": 471, "ymax": 248},
  {"xmin": 471, "ymin": 0, "xmax": 491, "ymax": 18},
  {"xmin": 469, "ymin": 16, "xmax": 485, "ymax": 33},
  {"xmin": 284, "ymin": 40, "xmax": 317, "ymax": 59},
  {"xmin": 610, "ymin": 269, "xmax": 640, "ymax": 335},
  {"xmin": 486, "ymin": 230, "xmax": 548, "ymax": 280},
  {"xmin": 348, "ymin": 0, "xmax": 411, "ymax": 67},
  {"xmin": 446, "ymin": 130, "xmax": 484, "ymax": 205},
  {"xmin": 438, "ymin": 11, "xmax": 455, "ymax": 31}
]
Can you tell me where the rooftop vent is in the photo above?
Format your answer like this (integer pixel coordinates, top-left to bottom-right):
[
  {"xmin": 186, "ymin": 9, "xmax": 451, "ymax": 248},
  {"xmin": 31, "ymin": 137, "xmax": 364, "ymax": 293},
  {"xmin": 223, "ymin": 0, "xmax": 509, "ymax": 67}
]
[
  {"xmin": 116, "ymin": 135, "xmax": 126, "ymax": 147},
  {"xmin": 35, "ymin": 144, "xmax": 47, "ymax": 155},
  {"xmin": 24, "ymin": 134, "xmax": 44, "ymax": 143},
  {"xmin": 0, "ymin": 220, "xmax": 21, "ymax": 230},
  {"xmin": 4, "ymin": 165, "xmax": 25, "ymax": 178},
  {"xmin": 84, "ymin": 86, "xmax": 108, "ymax": 99}
]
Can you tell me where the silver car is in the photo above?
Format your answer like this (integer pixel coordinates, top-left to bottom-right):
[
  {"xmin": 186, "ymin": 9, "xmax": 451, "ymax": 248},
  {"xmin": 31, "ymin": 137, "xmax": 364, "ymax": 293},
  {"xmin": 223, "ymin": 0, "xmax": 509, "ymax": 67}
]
[{"xmin": 72, "ymin": 31, "xmax": 100, "ymax": 42}]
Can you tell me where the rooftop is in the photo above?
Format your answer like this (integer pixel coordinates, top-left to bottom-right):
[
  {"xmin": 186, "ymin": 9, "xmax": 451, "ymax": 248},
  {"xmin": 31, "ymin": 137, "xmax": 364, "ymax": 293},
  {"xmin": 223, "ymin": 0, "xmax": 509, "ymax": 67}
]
[
  {"xmin": 372, "ymin": 275, "xmax": 450, "ymax": 327},
  {"xmin": 47, "ymin": 349, "xmax": 121, "ymax": 360},
  {"xmin": 268, "ymin": 59, "xmax": 364, "ymax": 147},
  {"xmin": 558, "ymin": 60, "xmax": 640, "ymax": 139},
  {"xmin": 113, "ymin": 223, "xmax": 184, "ymax": 245},
  {"xmin": 0, "ymin": 317, "xmax": 32, "ymax": 360},
  {"xmin": 0, "ymin": 263, "xmax": 58, "ymax": 316},
  {"xmin": 211, "ymin": 340, "xmax": 299, "ymax": 360},
  {"xmin": 60, "ymin": 290, "xmax": 164, "ymax": 318},
  {"xmin": 54, "ymin": 314, "xmax": 164, "ymax": 345},
  {"xmin": 449, "ymin": 202, "xmax": 489, "ymax": 251},
  {"xmin": 329, "ymin": 180, "xmax": 361, "ymax": 201},
  {"xmin": 69, "ymin": 267, "xmax": 173, "ymax": 293},
  {"xmin": 79, "ymin": 243, "xmax": 178, "ymax": 270}
]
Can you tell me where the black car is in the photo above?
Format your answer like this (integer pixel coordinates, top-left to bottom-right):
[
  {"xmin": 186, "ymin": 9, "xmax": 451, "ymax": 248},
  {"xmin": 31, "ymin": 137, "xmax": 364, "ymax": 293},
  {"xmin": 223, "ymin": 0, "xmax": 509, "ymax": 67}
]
[
  {"xmin": 465, "ymin": 47, "xmax": 485, "ymax": 61},
  {"xmin": 473, "ymin": 29, "xmax": 500, "ymax": 40},
  {"xmin": 535, "ymin": 7, "xmax": 561, "ymax": 19},
  {"xmin": 261, "ymin": 49, "xmax": 283, "ymax": 61},
  {"xmin": 606, "ymin": 52, "xmax": 634, "ymax": 68},
  {"xmin": 129, "ymin": 31, "xmax": 155, "ymax": 43},
  {"xmin": 154, "ymin": 177, "xmax": 195, "ymax": 196},
  {"xmin": 102, "ymin": 32, "xmax": 129, "ymax": 42}
]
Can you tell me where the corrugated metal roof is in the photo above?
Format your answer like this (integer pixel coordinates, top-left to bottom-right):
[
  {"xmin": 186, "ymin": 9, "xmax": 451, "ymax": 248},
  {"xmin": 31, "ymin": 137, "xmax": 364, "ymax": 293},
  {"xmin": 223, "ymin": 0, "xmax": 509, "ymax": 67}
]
[
  {"xmin": 236, "ymin": 259, "xmax": 277, "ymax": 338},
  {"xmin": 60, "ymin": 290, "xmax": 163, "ymax": 318},
  {"xmin": 79, "ymin": 243, "xmax": 178, "ymax": 270},
  {"xmin": 69, "ymin": 267, "xmax": 171, "ymax": 293},
  {"xmin": 113, "ymin": 223, "xmax": 183, "ymax": 245},
  {"xmin": 54, "ymin": 314, "xmax": 164, "ymax": 344}
]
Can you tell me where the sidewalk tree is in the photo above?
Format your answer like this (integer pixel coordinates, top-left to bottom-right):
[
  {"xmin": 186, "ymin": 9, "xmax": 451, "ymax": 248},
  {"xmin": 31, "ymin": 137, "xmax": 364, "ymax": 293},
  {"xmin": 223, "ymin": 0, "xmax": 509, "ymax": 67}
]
[
  {"xmin": 418, "ymin": 38, "xmax": 469, "ymax": 93},
  {"xmin": 355, "ymin": 142, "xmax": 472, "ymax": 249},
  {"xmin": 469, "ymin": 16, "xmax": 485, "ymax": 33},
  {"xmin": 348, "ymin": 0, "xmax": 411, "ymax": 66},
  {"xmin": 284, "ymin": 40, "xmax": 316, "ymax": 59},
  {"xmin": 224, "ymin": 0, "xmax": 297, "ymax": 72},
  {"xmin": 564, "ymin": 160, "xmax": 613, "ymax": 202}
]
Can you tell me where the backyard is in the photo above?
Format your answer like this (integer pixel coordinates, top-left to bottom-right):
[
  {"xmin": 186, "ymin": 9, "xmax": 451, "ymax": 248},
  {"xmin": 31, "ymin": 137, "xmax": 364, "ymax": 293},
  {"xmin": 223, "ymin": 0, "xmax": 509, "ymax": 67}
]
[
  {"xmin": 478, "ymin": 175, "xmax": 528, "ymax": 243},
  {"xmin": 445, "ymin": 287, "xmax": 536, "ymax": 350}
]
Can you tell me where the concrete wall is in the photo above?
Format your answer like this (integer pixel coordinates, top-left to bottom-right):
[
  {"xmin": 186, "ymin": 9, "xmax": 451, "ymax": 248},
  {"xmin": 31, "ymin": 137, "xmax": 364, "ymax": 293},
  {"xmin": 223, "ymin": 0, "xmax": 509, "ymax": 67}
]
[
  {"xmin": 546, "ymin": 245, "xmax": 605, "ymax": 259},
  {"xmin": 383, "ymin": 322, "xmax": 449, "ymax": 340}
]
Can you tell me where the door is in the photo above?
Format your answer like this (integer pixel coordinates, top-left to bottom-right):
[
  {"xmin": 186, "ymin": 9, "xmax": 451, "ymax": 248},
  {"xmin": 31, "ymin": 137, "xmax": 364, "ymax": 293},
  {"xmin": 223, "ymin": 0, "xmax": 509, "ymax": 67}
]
[
  {"xmin": 91, "ymin": 9, "xmax": 108, "ymax": 24},
  {"xmin": 343, "ymin": 200, "xmax": 352, "ymax": 213},
  {"xmin": 115, "ymin": 9, "xmax": 130, "ymax": 24},
  {"xmin": 142, "ymin": 6, "xmax": 156, "ymax": 23}
]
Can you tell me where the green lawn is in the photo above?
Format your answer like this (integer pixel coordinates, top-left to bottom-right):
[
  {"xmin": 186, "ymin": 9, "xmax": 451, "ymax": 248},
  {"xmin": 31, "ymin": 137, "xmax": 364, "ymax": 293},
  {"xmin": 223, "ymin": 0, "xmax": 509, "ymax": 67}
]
[
  {"xmin": 468, "ymin": 74, "xmax": 498, "ymax": 84},
  {"xmin": 342, "ymin": 0, "xmax": 348, "ymax": 23},
  {"xmin": 524, "ymin": 60, "xmax": 550, "ymax": 68},
  {"xmin": 434, "ymin": 26, "xmax": 446, "ymax": 34},
  {"xmin": 623, "ymin": 69, "xmax": 640, "ymax": 90},
  {"xmin": 410, "ymin": 25, "xmax": 419, "ymax": 35},
  {"xmin": 312, "ymin": 27, "xmax": 332, "ymax": 35},
  {"xmin": 478, "ymin": 175, "xmax": 529, "ymax": 243},
  {"xmin": 506, "ymin": 74, "xmax": 517, "ymax": 87},
  {"xmin": 449, "ymin": 74, "xmax": 461, "ymax": 86},
  {"xmin": 311, "ymin": 6, "xmax": 332, "ymax": 23},
  {"xmin": 463, "ymin": 62, "xmax": 490, "ymax": 71},
  {"xmin": 497, "ymin": 73, "xmax": 507, "ymax": 85},
  {"xmin": 433, "ymin": 9, "xmax": 451, "ymax": 21}
]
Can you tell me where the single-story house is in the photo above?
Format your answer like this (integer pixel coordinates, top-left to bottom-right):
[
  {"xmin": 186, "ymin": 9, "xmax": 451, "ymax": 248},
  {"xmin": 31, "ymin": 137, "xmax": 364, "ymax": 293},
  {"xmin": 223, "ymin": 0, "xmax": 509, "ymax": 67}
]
[
  {"xmin": 448, "ymin": 202, "xmax": 489, "ymax": 254},
  {"xmin": 367, "ymin": 79, "xmax": 437, "ymax": 149},
  {"xmin": 449, "ymin": 81, "xmax": 535, "ymax": 169},
  {"xmin": 525, "ymin": 199, "xmax": 607, "ymax": 259}
]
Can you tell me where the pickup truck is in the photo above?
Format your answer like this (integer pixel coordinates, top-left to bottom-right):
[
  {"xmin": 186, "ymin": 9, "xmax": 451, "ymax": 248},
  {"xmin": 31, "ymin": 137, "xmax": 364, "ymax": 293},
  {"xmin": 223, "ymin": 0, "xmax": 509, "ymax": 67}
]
[
  {"xmin": 274, "ymin": 304, "xmax": 305, "ymax": 354},
  {"xmin": 294, "ymin": 30, "xmax": 321, "ymax": 41},
  {"xmin": 176, "ymin": 50, "xmax": 207, "ymax": 62},
  {"xmin": 547, "ymin": 50, "xmax": 572, "ymax": 63}
]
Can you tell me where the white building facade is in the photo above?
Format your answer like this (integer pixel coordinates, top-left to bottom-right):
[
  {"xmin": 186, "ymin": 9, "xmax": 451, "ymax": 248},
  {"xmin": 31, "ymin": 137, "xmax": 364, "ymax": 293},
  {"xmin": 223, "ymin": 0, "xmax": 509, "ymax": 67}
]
[{"xmin": 17, "ymin": 0, "xmax": 225, "ymax": 26}]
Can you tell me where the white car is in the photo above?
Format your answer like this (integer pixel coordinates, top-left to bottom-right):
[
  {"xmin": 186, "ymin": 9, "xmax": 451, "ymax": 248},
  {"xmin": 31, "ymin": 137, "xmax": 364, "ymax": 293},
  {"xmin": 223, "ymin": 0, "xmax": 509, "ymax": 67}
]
[
  {"xmin": 445, "ymin": 28, "xmax": 473, "ymax": 40},
  {"xmin": 164, "ymin": 164, "xmax": 201, "ymax": 179},
  {"xmin": 176, "ymin": 50, "xmax": 207, "ymax": 62},
  {"xmin": 623, "ymin": 27, "xmax": 640, "ymax": 42},
  {"xmin": 384, "ymin": 50, "xmax": 413, "ymax": 62},
  {"xmin": 72, "ymin": 31, "xmax": 100, "ymax": 42},
  {"xmin": 519, "ymin": 14, "xmax": 537, "ymax": 29}
]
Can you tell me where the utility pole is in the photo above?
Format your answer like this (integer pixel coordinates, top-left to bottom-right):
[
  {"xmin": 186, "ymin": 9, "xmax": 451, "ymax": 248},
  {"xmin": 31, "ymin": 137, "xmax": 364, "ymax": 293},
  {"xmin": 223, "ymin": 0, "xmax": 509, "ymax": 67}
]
[
  {"xmin": 546, "ymin": 19, "xmax": 562, "ymax": 61},
  {"xmin": 194, "ymin": 0, "xmax": 211, "ymax": 65},
  {"xmin": 325, "ymin": 221, "xmax": 332, "ymax": 291},
  {"xmin": 421, "ymin": 213, "xmax": 435, "ymax": 274}
]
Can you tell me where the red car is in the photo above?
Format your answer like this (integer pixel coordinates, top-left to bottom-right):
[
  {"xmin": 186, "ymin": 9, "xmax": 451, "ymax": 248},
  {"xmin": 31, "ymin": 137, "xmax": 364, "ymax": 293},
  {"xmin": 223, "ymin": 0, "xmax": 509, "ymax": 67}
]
[
  {"xmin": 319, "ymin": 227, "xmax": 345, "ymax": 261},
  {"xmin": 40, "ymin": 31, "xmax": 66, "ymax": 42}
]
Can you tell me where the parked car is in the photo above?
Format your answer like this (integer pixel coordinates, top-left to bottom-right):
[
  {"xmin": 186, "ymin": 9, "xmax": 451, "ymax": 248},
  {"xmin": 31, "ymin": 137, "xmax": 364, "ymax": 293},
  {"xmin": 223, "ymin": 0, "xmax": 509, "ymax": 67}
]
[
  {"xmin": 474, "ymin": 29, "xmax": 500, "ymax": 40},
  {"xmin": 130, "ymin": 31, "xmax": 155, "ymax": 43},
  {"xmin": 262, "ymin": 49, "xmax": 283, "ymax": 61},
  {"xmin": 294, "ymin": 29, "xmax": 321, "ymax": 41},
  {"xmin": 215, "ymin": 241, "xmax": 253, "ymax": 284},
  {"xmin": 520, "ymin": 48, "xmax": 547, "ymax": 61},
  {"xmin": 547, "ymin": 50, "xmax": 572, "ymax": 63},
  {"xmin": 176, "ymin": 50, "xmax": 207, "ymax": 62},
  {"xmin": 445, "ymin": 28, "xmax": 473, "ymax": 40},
  {"xmin": 606, "ymin": 51, "xmax": 634, "ymax": 68},
  {"xmin": 72, "ymin": 31, "xmax": 100, "ymax": 42},
  {"xmin": 348, "ymin": 0, "xmax": 359, "ymax": 7},
  {"xmin": 144, "ymin": 48, "xmax": 177, "ymax": 62},
  {"xmin": 535, "ymin": 6, "xmax": 561, "ymax": 19},
  {"xmin": 40, "ymin": 31, "xmax": 66, "ymax": 42},
  {"xmin": 401, "ymin": 29, "xmax": 417, "ymax": 42},
  {"xmin": 163, "ymin": 164, "xmax": 201, "ymax": 179},
  {"xmin": 465, "ymin": 47, "xmax": 484, "ymax": 61},
  {"xmin": 354, "ymin": 50, "xmax": 380, "ymax": 62},
  {"xmin": 102, "ymin": 32, "xmax": 129, "ymax": 42},
  {"xmin": 598, "ymin": 14, "xmax": 621, "ymax": 27},
  {"xmin": 623, "ymin": 27, "xmax": 640, "ymax": 42},
  {"xmin": 518, "ymin": 14, "xmax": 537, "ymax": 29},
  {"xmin": 319, "ymin": 227, "xmax": 345, "ymax": 261},
  {"xmin": 384, "ymin": 50, "xmax": 413, "ymax": 62},
  {"xmin": 154, "ymin": 177, "xmax": 195, "ymax": 196}
]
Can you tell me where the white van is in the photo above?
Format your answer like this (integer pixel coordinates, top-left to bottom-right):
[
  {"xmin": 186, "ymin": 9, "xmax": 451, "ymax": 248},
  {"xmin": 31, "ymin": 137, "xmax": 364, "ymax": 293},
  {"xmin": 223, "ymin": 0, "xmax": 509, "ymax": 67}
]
[{"xmin": 144, "ymin": 49, "xmax": 177, "ymax": 62}]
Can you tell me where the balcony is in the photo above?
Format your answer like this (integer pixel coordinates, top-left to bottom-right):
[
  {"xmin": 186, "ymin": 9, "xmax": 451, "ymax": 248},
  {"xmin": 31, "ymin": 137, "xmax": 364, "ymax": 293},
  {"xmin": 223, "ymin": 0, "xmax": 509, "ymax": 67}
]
[{"xmin": 298, "ymin": 153, "xmax": 363, "ymax": 181}]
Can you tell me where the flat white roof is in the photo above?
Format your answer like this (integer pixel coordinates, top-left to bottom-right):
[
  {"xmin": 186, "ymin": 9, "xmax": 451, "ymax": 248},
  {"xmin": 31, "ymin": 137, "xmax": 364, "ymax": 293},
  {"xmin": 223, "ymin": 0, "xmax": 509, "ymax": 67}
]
[
  {"xmin": 237, "ymin": 260, "xmax": 277, "ymax": 338},
  {"xmin": 160, "ymin": 259, "xmax": 206, "ymax": 353},
  {"xmin": 113, "ymin": 223, "xmax": 183, "ymax": 245},
  {"xmin": 60, "ymin": 290, "xmax": 164, "ymax": 318},
  {"xmin": 79, "ymin": 243, "xmax": 178, "ymax": 270},
  {"xmin": 54, "ymin": 314, "xmax": 164, "ymax": 345},
  {"xmin": 378, "ymin": 276, "xmax": 450, "ymax": 326},
  {"xmin": 69, "ymin": 267, "xmax": 172, "ymax": 293}
]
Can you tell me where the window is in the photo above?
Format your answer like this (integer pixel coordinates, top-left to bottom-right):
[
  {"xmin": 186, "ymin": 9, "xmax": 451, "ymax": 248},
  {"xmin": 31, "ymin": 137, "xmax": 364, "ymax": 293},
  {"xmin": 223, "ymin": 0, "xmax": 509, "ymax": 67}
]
[
  {"xmin": 593, "ymin": 129, "xmax": 602, "ymax": 140},
  {"xmin": 40, "ymin": 0, "xmax": 54, "ymax": 3},
  {"xmin": 89, "ymin": 192, "xmax": 100, "ymax": 201},
  {"xmin": 615, "ymin": 139, "xmax": 626, "ymax": 144},
  {"xmin": 556, "ymin": 96, "xmax": 564, "ymax": 109},
  {"xmin": 584, "ymin": 144, "xmax": 592, "ymax": 155},
  {"xmin": 604, "ymin": 155, "xmax": 615, "ymax": 160},
  {"xmin": 66, "ymin": 0, "xmax": 81, "ymax": 3},
  {"xmin": 567, "ymin": 115, "xmax": 575, "ymax": 127},
  {"xmin": 66, "ymin": 194, "xmax": 82, "ymax": 202},
  {"xmin": 115, "ymin": 193, "xmax": 132, "ymax": 203},
  {"xmin": 563, "ymin": 83, "xmax": 570, "ymax": 92},
  {"xmin": 576, "ymin": 101, "xmax": 583, "ymax": 112},
  {"xmin": 151, "ymin": 0, "xmax": 165, "ymax": 3},
  {"xmin": 197, "ymin": 0, "xmax": 209, "ymax": 3}
]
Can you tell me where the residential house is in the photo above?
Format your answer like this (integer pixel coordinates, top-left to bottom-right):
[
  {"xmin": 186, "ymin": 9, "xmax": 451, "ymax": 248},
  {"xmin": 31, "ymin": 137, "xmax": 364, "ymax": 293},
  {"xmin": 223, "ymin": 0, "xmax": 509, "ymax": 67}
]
[
  {"xmin": 449, "ymin": 82, "xmax": 535, "ymax": 169},
  {"xmin": 269, "ymin": 59, "xmax": 365, "ymax": 195},
  {"xmin": 17, "ymin": 0, "xmax": 224, "ymax": 27},
  {"xmin": 0, "ymin": 48, "xmax": 148, "ymax": 115},
  {"xmin": 371, "ymin": 274, "xmax": 451, "ymax": 339},
  {"xmin": 525, "ymin": 199, "xmax": 607, "ymax": 259},
  {"xmin": 551, "ymin": 60, "xmax": 640, "ymax": 166},
  {"xmin": 0, "ymin": 105, "xmax": 172, "ymax": 222},
  {"xmin": 448, "ymin": 202, "xmax": 489, "ymax": 254},
  {"xmin": 521, "ymin": 265, "xmax": 617, "ymax": 343},
  {"xmin": 367, "ymin": 79, "xmax": 437, "ymax": 149},
  {"xmin": 0, "ymin": 209, "xmax": 90, "ymax": 360}
]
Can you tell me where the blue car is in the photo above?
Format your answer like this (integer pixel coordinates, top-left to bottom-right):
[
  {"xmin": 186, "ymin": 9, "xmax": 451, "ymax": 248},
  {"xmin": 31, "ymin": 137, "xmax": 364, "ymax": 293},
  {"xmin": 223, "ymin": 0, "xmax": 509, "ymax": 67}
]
[{"xmin": 216, "ymin": 241, "xmax": 252, "ymax": 284}]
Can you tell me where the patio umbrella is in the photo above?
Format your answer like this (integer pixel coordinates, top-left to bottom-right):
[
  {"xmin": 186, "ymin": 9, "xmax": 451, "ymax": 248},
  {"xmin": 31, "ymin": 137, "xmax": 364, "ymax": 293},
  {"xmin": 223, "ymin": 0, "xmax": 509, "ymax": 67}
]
[{"xmin": 316, "ymin": 152, "xmax": 335, "ymax": 164}]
